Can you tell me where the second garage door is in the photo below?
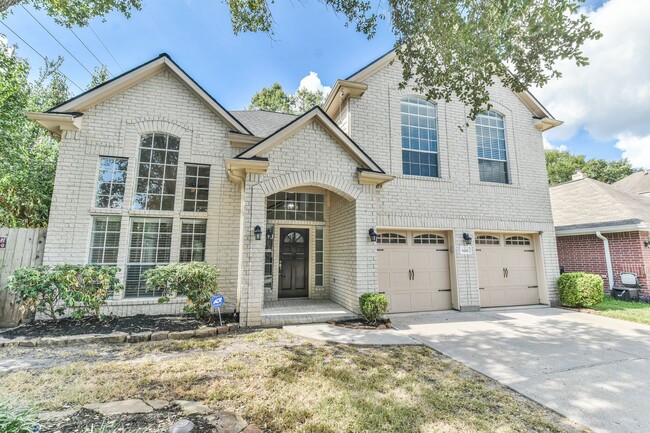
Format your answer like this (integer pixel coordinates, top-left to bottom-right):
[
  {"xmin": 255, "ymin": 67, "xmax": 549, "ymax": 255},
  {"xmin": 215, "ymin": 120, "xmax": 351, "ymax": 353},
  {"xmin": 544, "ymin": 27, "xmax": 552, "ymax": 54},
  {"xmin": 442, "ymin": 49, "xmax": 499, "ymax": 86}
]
[
  {"xmin": 378, "ymin": 232, "xmax": 452, "ymax": 313},
  {"xmin": 476, "ymin": 234, "xmax": 540, "ymax": 308}
]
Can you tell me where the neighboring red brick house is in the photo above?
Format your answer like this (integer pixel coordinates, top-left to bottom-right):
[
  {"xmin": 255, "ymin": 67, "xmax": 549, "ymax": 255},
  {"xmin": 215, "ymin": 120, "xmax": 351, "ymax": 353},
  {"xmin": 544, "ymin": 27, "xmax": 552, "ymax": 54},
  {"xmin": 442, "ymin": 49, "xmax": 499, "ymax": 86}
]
[{"xmin": 550, "ymin": 172, "xmax": 650, "ymax": 296}]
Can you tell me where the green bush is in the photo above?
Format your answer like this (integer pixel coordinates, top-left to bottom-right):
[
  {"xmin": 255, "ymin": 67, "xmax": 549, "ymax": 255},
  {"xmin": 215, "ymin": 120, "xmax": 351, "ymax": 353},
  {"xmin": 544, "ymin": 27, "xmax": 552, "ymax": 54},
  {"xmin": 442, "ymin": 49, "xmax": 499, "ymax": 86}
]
[
  {"xmin": 144, "ymin": 262, "xmax": 220, "ymax": 319},
  {"xmin": 0, "ymin": 401, "xmax": 39, "ymax": 433},
  {"xmin": 7, "ymin": 265, "xmax": 122, "ymax": 320},
  {"xmin": 557, "ymin": 272, "xmax": 604, "ymax": 308},
  {"xmin": 359, "ymin": 293, "xmax": 389, "ymax": 324}
]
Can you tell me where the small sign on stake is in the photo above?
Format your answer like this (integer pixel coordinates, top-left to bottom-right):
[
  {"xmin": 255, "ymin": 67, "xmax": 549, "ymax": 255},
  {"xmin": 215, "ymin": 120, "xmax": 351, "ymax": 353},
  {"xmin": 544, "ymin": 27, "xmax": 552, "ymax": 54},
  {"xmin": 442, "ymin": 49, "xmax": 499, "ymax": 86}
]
[{"xmin": 210, "ymin": 294, "xmax": 225, "ymax": 326}]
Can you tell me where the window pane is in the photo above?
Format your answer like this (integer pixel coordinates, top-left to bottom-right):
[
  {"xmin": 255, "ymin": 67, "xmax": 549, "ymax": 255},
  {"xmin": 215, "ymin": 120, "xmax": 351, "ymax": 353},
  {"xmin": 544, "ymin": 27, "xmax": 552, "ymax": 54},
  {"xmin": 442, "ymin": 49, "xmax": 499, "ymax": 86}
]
[
  {"xmin": 94, "ymin": 157, "xmax": 128, "ymax": 209},
  {"xmin": 183, "ymin": 164, "xmax": 211, "ymax": 212},
  {"xmin": 315, "ymin": 226, "xmax": 324, "ymax": 287},
  {"xmin": 125, "ymin": 218, "xmax": 173, "ymax": 297},
  {"xmin": 179, "ymin": 220, "xmax": 207, "ymax": 263},
  {"xmin": 476, "ymin": 112, "xmax": 509, "ymax": 184},
  {"xmin": 88, "ymin": 216, "xmax": 121, "ymax": 264},
  {"xmin": 266, "ymin": 192, "xmax": 325, "ymax": 221},
  {"xmin": 400, "ymin": 97, "xmax": 439, "ymax": 178},
  {"xmin": 133, "ymin": 134, "xmax": 180, "ymax": 210}
]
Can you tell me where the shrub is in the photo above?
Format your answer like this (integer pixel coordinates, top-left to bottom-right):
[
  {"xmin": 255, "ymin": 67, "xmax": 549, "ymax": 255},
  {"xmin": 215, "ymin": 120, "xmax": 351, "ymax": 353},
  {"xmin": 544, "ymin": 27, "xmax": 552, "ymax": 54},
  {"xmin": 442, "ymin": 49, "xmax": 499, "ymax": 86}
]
[
  {"xmin": 359, "ymin": 293, "xmax": 389, "ymax": 324},
  {"xmin": 7, "ymin": 265, "xmax": 122, "ymax": 320},
  {"xmin": 557, "ymin": 272, "xmax": 604, "ymax": 308},
  {"xmin": 144, "ymin": 262, "xmax": 220, "ymax": 319},
  {"xmin": 0, "ymin": 401, "xmax": 39, "ymax": 433}
]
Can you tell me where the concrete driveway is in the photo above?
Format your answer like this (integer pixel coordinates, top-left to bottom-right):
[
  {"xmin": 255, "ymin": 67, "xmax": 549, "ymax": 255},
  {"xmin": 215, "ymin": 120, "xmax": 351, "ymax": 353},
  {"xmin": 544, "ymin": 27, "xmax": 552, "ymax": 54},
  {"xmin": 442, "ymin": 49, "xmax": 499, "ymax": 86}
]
[{"xmin": 390, "ymin": 307, "xmax": 650, "ymax": 433}]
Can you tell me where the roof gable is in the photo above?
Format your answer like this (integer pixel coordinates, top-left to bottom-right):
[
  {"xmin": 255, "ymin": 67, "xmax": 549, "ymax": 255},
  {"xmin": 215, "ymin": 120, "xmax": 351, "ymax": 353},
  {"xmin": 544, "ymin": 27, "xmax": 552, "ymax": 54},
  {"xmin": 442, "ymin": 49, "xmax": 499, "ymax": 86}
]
[
  {"xmin": 43, "ymin": 54, "xmax": 251, "ymax": 135},
  {"xmin": 237, "ymin": 107, "xmax": 385, "ymax": 174}
]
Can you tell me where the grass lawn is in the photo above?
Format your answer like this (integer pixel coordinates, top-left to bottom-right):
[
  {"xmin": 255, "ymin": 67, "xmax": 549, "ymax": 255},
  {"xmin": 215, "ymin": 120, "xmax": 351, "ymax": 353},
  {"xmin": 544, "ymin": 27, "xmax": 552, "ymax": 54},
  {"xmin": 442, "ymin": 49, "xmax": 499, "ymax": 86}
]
[
  {"xmin": 591, "ymin": 295, "xmax": 650, "ymax": 325},
  {"xmin": 0, "ymin": 329, "xmax": 587, "ymax": 433}
]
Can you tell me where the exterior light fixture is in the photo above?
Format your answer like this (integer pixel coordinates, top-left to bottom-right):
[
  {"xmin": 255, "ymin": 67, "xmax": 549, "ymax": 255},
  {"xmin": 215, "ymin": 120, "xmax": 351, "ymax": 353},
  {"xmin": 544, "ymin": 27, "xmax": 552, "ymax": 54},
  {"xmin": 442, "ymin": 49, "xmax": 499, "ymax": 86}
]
[
  {"xmin": 645, "ymin": 240, "xmax": 650, "ymax": 248},
  {"xmin": 368, "ymin": 228, "xmax": 378, "ymax": 242},
  {"xmin": 463, "ymin": 233, "xmax": 473, "ymax": 245},
  {"xmin": 254, "ymin": 225, "xmax": 262, "ymax": 241}
]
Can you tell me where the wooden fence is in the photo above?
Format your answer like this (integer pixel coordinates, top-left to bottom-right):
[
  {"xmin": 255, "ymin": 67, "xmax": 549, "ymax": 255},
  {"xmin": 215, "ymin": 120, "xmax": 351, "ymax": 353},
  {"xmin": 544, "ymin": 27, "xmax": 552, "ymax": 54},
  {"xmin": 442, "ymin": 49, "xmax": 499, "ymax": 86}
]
[{"xmin": 0, "ymin": 228, "xmax": 47, "ymax": 328}]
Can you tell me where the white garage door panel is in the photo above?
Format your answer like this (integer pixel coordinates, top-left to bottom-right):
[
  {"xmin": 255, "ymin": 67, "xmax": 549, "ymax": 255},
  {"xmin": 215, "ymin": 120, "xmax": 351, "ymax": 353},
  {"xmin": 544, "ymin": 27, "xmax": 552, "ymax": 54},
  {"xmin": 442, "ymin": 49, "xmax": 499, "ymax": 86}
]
[{"xmin": 378, "ymin": 232, "xmax": 452, "ymax": 313}]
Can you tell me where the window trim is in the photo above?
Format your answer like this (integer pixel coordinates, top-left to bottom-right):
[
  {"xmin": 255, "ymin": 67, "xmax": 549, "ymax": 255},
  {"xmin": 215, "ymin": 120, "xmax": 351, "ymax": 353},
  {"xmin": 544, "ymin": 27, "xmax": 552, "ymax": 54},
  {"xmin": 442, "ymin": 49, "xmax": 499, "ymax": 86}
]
[
  {"xmin": 476, "ymin": 111, "xmax": 509, "ymax": 184},
  {"xmin": 88, "ymin": 216, "xmax": 122, "ymax": 264},
  {"xmin": 400, "ymin": 96, "xmax": 440, "ymax": 178},
  {"xmin": 94, "ymin": 156, "xmax": 129, "ymax": 209},
  {"xmin": 377, "ymin": 233, "xmax": 407, "ymax": 244},
  {"xmin": 125, "ymin": 217, "xmax": 173, "ymax": 298},
  {"xmin": 475, "ymin": 235, "xmax": 500, "ymax": 246},
  {"xmin": 133, "ymin": 132, "xmax": 181, "ymax": 212},
  {"xmin": 505, "ymin": 235, "xmax": 531, "ymax": 246},
  {"xmin": 183, "ymin": 163, "xmax": 211, "ymax": 212},
  {"xmin": 179, "ymin": 219, "xmax": 207, "ymax": 262}
]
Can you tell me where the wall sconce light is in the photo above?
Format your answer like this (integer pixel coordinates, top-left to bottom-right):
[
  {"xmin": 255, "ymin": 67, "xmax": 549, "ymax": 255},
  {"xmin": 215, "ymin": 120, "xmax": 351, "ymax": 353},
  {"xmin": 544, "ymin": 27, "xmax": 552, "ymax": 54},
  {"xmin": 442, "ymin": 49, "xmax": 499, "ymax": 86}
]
[
  {"xmin": 368, "ymin": 228, "xmax": 378, "ymax": 242},
  {"xmin": 266, "ymin": 227, "xmax": 274, "ymax": 241},
  {"xmin": 644, "ymin": 240, "xmax": 650, "ymax": 248},
  {"xmin": 463, "ymin": 233, "xmax": 473, "ymax": 245},
  {"xmin": 254, "ymin": 225, "xmax": 262, "ymax": 241}
]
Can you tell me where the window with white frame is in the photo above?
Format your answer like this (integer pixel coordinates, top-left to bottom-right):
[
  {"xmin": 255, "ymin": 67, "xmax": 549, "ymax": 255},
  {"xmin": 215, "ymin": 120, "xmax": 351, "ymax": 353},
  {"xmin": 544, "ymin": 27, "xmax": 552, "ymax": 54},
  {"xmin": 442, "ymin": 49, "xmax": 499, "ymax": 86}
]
[
  {"xmin": 184, "ymin": 164, "xmax": 210, "ymax": 212},
  {"xmin": 180, "ymin": 220, "xmax": 207, "ymax": 262},
  {"xmin": 266, "ymin": 192, "xmax": 325, "ymax": 221},
  {"xmin": 315, "ymin": 226, "xmax": 324, "ymax": 286},
  {"xmin": 264, "ymin": 225, "xmax": 273, "ymax": 290},
  {"xmin": 476, "ymin": 235, "xmax": 500, "ymax": 245},
  {"xmin": 377, "ymin": 233, "xmax": 407, "ymax": 244},
  {"xmin": 89, "ymin": 216, "xmax": 121, "ymax": 264},
  {"xmin": 125, "ymin": 218, "xmax": 172, "ymax": 297},
  {"xmin": 95, "ymin": 157, "xmax": 128, "ymax": 208},
  {"xmin": 413, "ymin": 234, "xmax": 444, "ymax": 245},
  {"xmin": 401, "ymin": 96, "xmax": 439, "ymax": 177},
  {"xmin": 505, "ymin": 236, "xmax": 531, "ymax": 246},
  {"xmin": 476, "ymin": 111, "xmax": 509, "ymax": 184},
  {"xmin": 133, "ymin": 133, "xmax": 180, "ymax": 211}
]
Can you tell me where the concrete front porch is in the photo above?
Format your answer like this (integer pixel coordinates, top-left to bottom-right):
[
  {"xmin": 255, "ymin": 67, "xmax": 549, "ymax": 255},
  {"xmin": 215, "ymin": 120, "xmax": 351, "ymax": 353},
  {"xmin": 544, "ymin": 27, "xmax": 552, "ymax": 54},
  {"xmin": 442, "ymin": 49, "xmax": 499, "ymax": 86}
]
[{"xmin": 261, "ymin": 299, "xmax": 358, "ymax": 327}]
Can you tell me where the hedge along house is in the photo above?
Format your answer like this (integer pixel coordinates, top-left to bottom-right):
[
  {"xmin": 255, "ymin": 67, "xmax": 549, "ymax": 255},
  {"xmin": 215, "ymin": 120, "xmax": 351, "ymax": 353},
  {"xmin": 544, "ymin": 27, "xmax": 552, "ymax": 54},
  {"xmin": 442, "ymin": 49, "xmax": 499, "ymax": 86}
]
[
  {"xmin": 28, "ymin": 51, "xmax": 562, "ymax": 327},
  {"xmin": 550, "ymin": 171, "xmax": 650, "ymax": 296}
]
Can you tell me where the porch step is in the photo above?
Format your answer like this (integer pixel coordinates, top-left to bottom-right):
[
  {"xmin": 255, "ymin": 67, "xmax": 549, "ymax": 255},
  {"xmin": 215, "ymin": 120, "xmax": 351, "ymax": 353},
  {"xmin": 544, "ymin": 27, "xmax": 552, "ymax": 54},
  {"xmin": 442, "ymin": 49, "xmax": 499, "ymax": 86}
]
[{"xmin": 261, "ymin": 299, "xmax": 358, "ymax": 327}]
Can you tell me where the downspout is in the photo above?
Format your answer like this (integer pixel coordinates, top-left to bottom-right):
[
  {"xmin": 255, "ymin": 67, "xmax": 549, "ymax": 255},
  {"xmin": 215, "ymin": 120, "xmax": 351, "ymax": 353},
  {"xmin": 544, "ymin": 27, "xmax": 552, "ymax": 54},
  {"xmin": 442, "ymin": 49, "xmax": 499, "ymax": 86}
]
[{"xmin": 595, "ymin": 231, "xmax": 615, "ymax": 290}]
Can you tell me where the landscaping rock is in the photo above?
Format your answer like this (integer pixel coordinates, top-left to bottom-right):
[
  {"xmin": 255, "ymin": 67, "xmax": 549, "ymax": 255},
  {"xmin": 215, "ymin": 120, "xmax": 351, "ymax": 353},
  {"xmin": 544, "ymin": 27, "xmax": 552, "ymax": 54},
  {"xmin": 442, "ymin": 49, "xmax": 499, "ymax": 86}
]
[
  {"xmin": 195, "ymin": 327, "xmax": 217, "ymax": 338},
  {"xmin": 209, "ymin": 411, "xmax": 248, "ymax": 433},
  {"xmin": 169, "ymin": 419, "xmax": 194, "ymax": 433},
  {"xmin": 216, "ymin": 325, "xmax": 229, "ymax": 335},
  {"xmin": 38, "ymin": 336, "xmax": 71, "ymax": 346},
  {"xmin": 94, "ymin": 332, "xmax": 128, "ymax": 344},
  {"xmin": 84, "ymin": 399, "xmax": 153, "ymax": 415},
  {"xmin": 128, "ymin": 331, "xmax": 152, "ymax": 343},
  {"xmin": 18, "ymin": 339, "xmax": 37, "ymax": 347},
  {"xmin": 146, "ymin": 399, "xmax": 170, "ymax": 410},
  {"xmin": 0, "ymin": 337, "xmax": 9, "ymax": 347},
  {"xmin": 37, "ymin": 409, "xmax": 77, "ymax": 421},
  {"xmin": 169, "ymin": 330, "xmax": 196, "ymax": 340},
  {"xmin": 174, "ymin": 400, "xmax": 212, "ymax": 415},
  {"xmin": 227, "ymin": 323, "xmax": 239, "ymax": 332},
  {"xmin": 151, "ymin": 331, "xmax": 169, "ymax": 341},
  {"xmin": 2, "ymin": 338, "xmax": 26, "ymax": 347},
  {"xmin": 241, "ymin": 424, "xmax": 263, "ymax": 433}
]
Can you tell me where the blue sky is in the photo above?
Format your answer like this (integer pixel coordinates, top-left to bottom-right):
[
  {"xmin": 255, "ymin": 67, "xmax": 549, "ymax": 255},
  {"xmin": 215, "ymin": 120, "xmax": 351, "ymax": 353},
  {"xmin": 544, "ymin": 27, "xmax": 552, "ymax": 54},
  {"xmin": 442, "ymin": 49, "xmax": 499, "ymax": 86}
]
[{"xmin": 3, "ymin": 0, "xmax": 647, "ymax": 166}]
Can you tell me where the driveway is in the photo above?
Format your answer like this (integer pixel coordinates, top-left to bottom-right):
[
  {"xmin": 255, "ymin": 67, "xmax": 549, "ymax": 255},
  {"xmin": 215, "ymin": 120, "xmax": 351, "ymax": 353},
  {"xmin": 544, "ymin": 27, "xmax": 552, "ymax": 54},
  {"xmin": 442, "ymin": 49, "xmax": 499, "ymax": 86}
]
[{"xmin": 390, "ymin": 307, "xmax": 650, "ymax": 433}]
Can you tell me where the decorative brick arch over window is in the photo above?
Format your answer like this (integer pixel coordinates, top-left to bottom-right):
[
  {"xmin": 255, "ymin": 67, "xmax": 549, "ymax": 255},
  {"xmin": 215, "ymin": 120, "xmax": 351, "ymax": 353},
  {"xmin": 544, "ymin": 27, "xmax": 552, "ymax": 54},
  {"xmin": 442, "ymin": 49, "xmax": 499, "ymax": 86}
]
[{"xmin": 259, "ymin": 171, "xmax": 361, "ymax": 202}]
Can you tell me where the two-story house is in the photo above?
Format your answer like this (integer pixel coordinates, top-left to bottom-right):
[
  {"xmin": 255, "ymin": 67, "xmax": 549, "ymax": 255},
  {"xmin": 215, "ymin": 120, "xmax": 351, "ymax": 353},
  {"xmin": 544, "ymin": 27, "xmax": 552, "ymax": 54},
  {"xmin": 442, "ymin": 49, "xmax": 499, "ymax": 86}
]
[{"xmin": 27, "ymin": 51, "xmax": 562, "ymax": 326}]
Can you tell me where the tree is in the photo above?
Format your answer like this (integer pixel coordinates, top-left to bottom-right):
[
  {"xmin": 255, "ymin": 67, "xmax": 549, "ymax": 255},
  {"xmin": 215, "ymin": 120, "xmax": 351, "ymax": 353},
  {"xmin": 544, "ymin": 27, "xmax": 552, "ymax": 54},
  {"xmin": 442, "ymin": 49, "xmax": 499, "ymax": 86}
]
[
  {"xmin": 2, "ymin": 1, "xmax": 600, "ymax": 121},
  {"xmin": 248, "ymin": 83, "xmax": 326, "ymax": 115},
  {"xmin": 545, "ymin": 149, "xmax": 637, "ymax": 186},
  {"xmin": 87, "ymin": 65, "xmax": 110, "ymax": 89}
]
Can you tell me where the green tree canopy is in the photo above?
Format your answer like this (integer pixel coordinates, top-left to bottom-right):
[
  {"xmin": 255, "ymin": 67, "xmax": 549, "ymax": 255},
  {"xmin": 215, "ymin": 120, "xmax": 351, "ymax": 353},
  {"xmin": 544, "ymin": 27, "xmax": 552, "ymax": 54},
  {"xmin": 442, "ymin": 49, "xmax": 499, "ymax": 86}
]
[
  {"xmin": 248, "ymin": 82, "xmax": 326, "ymax": 115},
  {"xmin": 545, "ymin": 149, "xmax": 638, "ymax": 186},
  {"xmin": 0, "ymin": 0, "xmax": 141, "ymax": 27}
]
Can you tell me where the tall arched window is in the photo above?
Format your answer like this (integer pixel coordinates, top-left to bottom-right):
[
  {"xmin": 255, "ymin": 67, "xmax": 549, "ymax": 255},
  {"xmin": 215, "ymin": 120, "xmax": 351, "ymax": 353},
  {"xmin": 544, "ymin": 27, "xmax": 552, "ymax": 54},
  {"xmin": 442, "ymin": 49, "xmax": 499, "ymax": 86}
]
[
  {"xmin": 401, "ymin": 97, "xmax": 439, "ymax": 177},
  {"xmin": 476, "ymin": 111, "xmax": 508, "ymax": 184}
]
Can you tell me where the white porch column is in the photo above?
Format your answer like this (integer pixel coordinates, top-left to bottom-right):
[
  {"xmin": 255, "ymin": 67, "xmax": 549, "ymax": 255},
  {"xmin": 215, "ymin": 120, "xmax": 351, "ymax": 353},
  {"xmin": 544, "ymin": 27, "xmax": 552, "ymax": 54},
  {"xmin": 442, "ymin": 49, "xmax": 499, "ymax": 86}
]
[{"xmin": 237, "ymin": 173, "xmax": 267, "ymax": 327}]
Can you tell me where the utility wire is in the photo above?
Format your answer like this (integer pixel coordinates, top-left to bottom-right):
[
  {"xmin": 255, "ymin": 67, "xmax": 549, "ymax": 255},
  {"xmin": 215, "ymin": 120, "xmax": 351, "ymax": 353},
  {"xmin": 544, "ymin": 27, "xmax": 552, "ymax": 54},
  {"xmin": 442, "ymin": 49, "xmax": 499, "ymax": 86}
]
[
  {"xmin": 21, "ymin": 5, "xmax": 94, "ymax": 77},
  {"xmin": 0, "ymin": 20, "xmax": 84, "ymax": 92},
  {"xmin": 88, "ymin": 24, "xmax": 123, "ymax": 72},
  {"xmin": 69, "ymin": 27, "xmax": 113, "ymax": 77}
]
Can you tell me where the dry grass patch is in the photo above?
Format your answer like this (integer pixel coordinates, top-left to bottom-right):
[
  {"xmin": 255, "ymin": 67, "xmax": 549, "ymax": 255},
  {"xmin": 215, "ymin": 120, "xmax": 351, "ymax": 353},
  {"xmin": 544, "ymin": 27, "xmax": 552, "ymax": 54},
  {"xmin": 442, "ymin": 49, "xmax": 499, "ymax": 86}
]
[{"xmin": 0, "ymin": 329, "xmax": 587, "ymax": 433}]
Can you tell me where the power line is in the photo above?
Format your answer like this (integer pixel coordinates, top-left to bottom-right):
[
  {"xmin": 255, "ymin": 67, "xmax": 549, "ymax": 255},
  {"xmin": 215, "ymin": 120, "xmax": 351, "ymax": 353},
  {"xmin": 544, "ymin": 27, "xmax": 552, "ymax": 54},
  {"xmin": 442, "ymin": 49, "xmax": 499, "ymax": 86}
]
[
  {"xmin": 0, "ymin": 20, "xmax": 84, "ymax": 92},
  {"xmin": 21, "ymin": 5, "xmax": 94, "ymax": 77},
  {"xmin": 69, "ymin": 27, "xmax": 113, "ymax": 77},
  {"xmin": 88, "ymin": 24, "xmax": 123, "ymax": 72}
]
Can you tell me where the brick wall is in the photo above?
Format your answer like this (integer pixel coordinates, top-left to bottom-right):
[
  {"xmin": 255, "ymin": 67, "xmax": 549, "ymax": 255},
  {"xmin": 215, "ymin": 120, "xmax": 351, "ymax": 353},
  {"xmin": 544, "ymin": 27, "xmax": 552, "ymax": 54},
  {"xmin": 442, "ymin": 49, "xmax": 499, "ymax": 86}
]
[{"xmin": 557, "ymin": 231, "xmax": 650, "ymax": 294}]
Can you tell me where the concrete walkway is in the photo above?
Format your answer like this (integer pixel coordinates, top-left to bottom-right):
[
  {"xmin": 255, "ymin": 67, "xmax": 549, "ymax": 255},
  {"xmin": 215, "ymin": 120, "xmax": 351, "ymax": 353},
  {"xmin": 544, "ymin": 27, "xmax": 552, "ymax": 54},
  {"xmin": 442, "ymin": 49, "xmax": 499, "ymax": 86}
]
[
  {"xmin": 390, "ymin": 307, "xmax": 650, "ymax": 433},
  {"xmin": 283, "ymin": 323, "xmax": 419, "ymax": 346}
]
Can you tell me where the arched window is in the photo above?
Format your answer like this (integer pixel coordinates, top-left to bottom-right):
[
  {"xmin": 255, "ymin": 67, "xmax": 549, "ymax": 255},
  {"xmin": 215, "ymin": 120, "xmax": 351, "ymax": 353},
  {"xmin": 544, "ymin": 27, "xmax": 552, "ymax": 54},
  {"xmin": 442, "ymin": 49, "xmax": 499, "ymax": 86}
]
[
  {"xmin": 133, "ymin": 132, "xmax": 180, "ymax": 211},
  {"xmin": 413, "ymin": 234, "xmax": 444, "ymax": 245},
  {"xmin": 401, "ymin": 97, "xmax": 439, "ymax": 177},
  {"xmin": 476, "ymin": 235, "xmax": 500, "ymax": 245},
  {"xmin": 377, "ymin": 233, "xmax": 407, "ymax": 244},
  {"xmin": 476, "ymin": 111, "xmax": 508, "ymax": 184},
  {"xmin": 505, "ymin": 236, "xmax": 531, "ymax": 246}
]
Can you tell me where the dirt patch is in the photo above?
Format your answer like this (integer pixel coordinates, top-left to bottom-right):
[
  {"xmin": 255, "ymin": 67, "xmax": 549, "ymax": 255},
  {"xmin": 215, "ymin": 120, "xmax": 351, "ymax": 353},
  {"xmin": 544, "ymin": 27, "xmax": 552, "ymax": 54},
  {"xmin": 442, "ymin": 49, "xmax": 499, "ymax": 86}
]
[
  {"xmin": 329, "ymin": 318, "xmax": 392, "ymax": 330},
  {"xmin": 0, "ymin": 314, "xmax": 235, "ymax": 340}
]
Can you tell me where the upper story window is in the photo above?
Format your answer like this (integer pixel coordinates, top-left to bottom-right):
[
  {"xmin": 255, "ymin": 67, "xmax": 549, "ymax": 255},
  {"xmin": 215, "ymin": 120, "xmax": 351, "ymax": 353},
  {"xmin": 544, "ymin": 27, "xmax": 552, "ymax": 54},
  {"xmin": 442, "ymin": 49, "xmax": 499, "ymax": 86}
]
[
  {"xmin": 476, "ymin": 111, "xmax": 509, "ymax": 184},
  {"xmin": 184, "ymin": 164, "xmax": 210, "ymax": 212},
  {"xmin": 95, "ymin": 157, "xmax": 128, "ymax": 208},
  {"xmin": 401, "ymin": 96, "xmax": 439, "ymax": 178},
  {"xmin": 133, "ymin": 133, "xmax": 180, "ymax": 211}
]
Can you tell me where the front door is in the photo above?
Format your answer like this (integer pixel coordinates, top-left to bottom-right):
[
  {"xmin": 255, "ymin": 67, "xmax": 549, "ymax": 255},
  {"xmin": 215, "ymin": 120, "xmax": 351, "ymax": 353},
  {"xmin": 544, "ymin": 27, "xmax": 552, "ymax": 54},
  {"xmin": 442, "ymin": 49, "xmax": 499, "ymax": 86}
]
[{"xmin": 279, "ymin": 228, "xmax": 309, "ymax": 298}]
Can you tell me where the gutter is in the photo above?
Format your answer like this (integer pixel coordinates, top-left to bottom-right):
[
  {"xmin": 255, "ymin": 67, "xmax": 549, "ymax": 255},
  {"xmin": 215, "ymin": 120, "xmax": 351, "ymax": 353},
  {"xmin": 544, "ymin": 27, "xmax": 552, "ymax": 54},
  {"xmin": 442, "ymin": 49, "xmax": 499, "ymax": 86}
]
[{"xmin": 595, "ymin": 231, "xmax": 615, "ymax": 290}]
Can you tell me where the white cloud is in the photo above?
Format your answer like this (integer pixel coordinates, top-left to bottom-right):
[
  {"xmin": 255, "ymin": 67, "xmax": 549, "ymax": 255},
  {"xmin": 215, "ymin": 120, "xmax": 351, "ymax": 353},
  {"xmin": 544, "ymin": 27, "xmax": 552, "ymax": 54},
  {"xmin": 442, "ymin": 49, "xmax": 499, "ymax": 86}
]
[
  {"xmin": 615, "ymin": 133, "xmax": 650, "ymax": 168},
  {"xmin": 298, "ymin": 71, "xmax": 331, "ymax": 96},
  {"xmin": 543, "ymin": 135, "xmax": 568, "ymax": 152},
  {"xmin": 536, "ymin": 0, "xmax": 650, "ymax": 142}
]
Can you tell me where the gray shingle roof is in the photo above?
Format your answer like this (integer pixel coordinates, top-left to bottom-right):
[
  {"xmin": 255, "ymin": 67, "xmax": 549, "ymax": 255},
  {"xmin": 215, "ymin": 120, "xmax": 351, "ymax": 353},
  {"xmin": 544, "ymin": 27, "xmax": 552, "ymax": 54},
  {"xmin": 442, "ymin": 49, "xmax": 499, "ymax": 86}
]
[
  {"xmin": 613, "ymin": 170, "xmax": 650, "ymax": 195},
  {"xmin": 230, "ymin": 110, "xmax": 297, "ymax": 138},
  {"xmin": 549, "ymin": 177, "xmax": 650, "ymax": 232}
]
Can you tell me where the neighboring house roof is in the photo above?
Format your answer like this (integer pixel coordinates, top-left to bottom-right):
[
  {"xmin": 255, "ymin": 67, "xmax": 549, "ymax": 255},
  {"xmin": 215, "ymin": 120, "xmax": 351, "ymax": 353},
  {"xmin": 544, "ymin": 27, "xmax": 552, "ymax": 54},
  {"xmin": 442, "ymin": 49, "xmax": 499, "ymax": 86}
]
[
  {"xmin": 27, "ymin": 53, "xmax": 252, "ymax": 136},
  {"xmin": 613, "ymin": 170, "xmax": 650, "ymax": 196},
  {"xmin": 550, "ymin": 177, "xmax": 650, "ymax": 235},
  {"xmin": 324, "ymin": 49, "xmax": 563, "ymax": 132},
  {"xmin": 230, "ymin": 110, "xmax": 297, "ymax": 138}
]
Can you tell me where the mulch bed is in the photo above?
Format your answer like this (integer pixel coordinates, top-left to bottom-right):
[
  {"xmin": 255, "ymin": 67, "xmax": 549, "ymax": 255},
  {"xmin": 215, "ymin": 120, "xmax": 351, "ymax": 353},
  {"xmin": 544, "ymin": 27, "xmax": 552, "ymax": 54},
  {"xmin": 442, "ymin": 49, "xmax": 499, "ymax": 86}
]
[
  {"xmin": 0, "ymin": 314, "xmax": 236, "ymax": 340},
  {"xmin": 41, "ymin": 407, "xmax": 215, "ymax": 433},
  {"xmin": 328, "ymin": 318, "xmax": 393, "ymax": 330}
]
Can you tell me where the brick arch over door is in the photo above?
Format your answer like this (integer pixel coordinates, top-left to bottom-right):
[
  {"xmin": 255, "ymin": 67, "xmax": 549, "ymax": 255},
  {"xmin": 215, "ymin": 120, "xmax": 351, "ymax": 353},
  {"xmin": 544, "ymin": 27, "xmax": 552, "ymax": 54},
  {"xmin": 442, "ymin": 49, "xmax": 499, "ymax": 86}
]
[{"xmin": 258, "ymin": 171, "xmax": 361, "ymax": 201}]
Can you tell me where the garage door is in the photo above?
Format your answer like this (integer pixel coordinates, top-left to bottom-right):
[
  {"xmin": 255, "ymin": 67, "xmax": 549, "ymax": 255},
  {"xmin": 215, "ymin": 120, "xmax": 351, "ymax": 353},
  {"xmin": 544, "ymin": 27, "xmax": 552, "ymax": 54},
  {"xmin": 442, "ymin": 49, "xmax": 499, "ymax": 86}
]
[
  {"xmin": 378, "ymin": 232, "xmax": 452, "ymax": 313},
  {"xmin": 476, "ymin": 234, "xmax": 539, "ymax": 307}
]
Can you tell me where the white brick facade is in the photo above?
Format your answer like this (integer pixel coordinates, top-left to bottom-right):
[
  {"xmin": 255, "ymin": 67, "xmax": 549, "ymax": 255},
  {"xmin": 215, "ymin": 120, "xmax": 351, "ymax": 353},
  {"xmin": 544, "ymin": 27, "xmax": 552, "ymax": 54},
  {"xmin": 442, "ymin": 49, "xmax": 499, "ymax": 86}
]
[{"xmin": 38, "ymin": 53, "xmax": 559, "ymax": 325}]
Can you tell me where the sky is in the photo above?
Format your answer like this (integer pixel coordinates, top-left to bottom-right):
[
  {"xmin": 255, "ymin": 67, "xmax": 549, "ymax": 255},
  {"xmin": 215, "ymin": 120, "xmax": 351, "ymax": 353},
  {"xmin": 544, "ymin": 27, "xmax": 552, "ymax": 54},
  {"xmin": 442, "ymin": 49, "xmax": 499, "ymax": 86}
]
[{"xmin": 2, "ymin": 0, "xmax": 648, "ymax": 167}]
